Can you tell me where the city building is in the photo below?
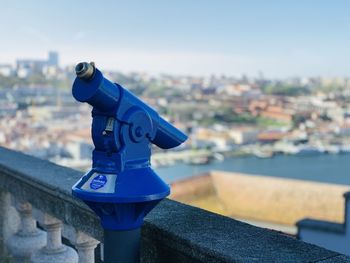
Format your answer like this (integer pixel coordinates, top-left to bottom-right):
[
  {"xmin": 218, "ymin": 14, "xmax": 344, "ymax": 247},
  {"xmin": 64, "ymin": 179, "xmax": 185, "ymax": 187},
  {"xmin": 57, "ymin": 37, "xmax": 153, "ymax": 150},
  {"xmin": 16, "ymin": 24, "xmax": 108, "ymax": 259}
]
[
  {"xmin": 0, "ymin": 64, "xmax": 14, "ymax": 77},
  {"xmin": 16, "ymin": 51, "xmax": 59, "ymax": 77}
]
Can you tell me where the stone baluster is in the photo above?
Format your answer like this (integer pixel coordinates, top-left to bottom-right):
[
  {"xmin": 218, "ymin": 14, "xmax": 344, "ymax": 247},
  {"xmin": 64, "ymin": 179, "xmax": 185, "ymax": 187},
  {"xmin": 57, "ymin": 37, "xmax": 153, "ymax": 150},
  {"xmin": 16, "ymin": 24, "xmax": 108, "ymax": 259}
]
[
  {"xmin": 31, "ymin": 212, "xmax": 78, "ymax": 263},
  {"xmin": 63, "ymin": 225, "xmax": 100, "ymax": 263},
  {"xmin": 0, "ymin": 191, "xmax": 19, "ymax": 261},
  {"xmin": 100, "ymin": 243, "xmax": 104, "ymax": 262},
  {"xmin": 6, "ymin": 200, "xmax": 46, "ymax": 262}
]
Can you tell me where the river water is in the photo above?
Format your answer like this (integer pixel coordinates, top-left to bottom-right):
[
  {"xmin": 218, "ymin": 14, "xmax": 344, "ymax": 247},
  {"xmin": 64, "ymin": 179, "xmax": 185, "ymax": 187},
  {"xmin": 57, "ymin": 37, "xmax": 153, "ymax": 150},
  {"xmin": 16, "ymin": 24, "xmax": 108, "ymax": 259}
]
[{"xmin": 155, "ymin": 154, "xmax": 350, "ymax": 185}]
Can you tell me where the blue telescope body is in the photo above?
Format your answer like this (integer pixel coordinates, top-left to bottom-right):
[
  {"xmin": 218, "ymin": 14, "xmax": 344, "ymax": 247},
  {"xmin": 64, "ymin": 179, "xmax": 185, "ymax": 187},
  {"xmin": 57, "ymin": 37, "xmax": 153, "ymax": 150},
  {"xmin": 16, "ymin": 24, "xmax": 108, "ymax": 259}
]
[{"xmin": 71, "ymin": 62, "xmax": 187, "ymax": 230}]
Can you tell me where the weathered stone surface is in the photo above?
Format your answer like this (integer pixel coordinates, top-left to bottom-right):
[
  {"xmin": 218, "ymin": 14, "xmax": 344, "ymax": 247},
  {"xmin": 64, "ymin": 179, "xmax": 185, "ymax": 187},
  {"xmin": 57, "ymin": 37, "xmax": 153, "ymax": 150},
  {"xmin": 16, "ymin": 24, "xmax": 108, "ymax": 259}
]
[
  {"xmin": 31, "ymin": 246, "xmax": 78, "ymax": 263},
  {"xmin": 319, "ymin": 255, "xmax": 350, "ymax": 262},
  {"xmin": 0, "ymin": 146, "xmax": 349, "ymax": 262},
  {"xmin": 7, "ymin": 231, "xmax": 46, "ymax": 262},
  {"xmin": 0, "ymin": 190, "xmax": 19, "ymax": 262},
  {"xmin": 143, "ymin": 200, "xmax": 346, "ymax": 262},
  {"xmin": 31, "ymin": 212, "xmax": 78, "ymax": 263},
  {"xmin": 63, "ymin": 225, "xmax": 99, "ymax": 263},
  {"xmin": 6, "ymin": 201, "xmax": 46, "ymax": 262},
  {"xmin": 0, "ymin": 147, "xmax": 102, "ymax": 240}
]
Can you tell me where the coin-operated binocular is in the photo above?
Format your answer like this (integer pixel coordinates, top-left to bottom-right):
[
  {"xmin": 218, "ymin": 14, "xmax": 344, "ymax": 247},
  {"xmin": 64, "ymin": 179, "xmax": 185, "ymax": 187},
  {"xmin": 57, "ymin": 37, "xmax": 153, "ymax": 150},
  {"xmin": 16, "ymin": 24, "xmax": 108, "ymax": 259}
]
[{"xmin": 71, "ymin": 62, "xmax": 187, "ymax": 263}]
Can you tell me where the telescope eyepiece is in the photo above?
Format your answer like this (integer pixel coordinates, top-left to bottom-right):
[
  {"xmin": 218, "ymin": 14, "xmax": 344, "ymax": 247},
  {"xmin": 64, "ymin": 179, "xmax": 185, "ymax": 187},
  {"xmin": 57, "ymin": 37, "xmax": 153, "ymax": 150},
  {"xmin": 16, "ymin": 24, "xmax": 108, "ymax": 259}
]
[{"xmin": 75, "ymin": 62, "xmax": 95, "ymax": 80}]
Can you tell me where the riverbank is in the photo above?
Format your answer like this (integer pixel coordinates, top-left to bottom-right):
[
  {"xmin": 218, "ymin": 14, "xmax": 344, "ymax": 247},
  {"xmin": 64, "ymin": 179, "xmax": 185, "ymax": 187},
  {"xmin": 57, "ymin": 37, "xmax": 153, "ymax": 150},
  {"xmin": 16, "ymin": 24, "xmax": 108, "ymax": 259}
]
[
  {"xmin": 152, "ymin": 142, "xmax": 350, "ymax": 169},
  {"xmin": 156, "ymin": 154, "xmax": 350, "ymax": 185},
  {"xmin": 170, "ymin": 171, "xmax": 350, "ymax": 229}
]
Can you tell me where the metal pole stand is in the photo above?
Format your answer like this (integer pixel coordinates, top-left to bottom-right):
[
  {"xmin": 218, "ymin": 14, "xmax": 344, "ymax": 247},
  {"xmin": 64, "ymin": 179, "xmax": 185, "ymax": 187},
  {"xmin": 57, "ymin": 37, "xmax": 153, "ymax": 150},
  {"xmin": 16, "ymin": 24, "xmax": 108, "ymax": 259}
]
[{"xmin": 104, "ymin": 228, "xmax": 140, "ymax": 263}]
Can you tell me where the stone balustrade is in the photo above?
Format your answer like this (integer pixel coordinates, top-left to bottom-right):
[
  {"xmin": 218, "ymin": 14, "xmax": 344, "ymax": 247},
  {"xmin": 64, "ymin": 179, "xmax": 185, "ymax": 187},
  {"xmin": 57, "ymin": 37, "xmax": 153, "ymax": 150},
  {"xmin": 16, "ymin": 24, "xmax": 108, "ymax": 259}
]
[
  {"xmin": 0, "ymin": 146, "xmax": 349, "ymax": 262},
  {"xmin": 297, "ymin": 192, "xmax": 350, "ymax": 256}
]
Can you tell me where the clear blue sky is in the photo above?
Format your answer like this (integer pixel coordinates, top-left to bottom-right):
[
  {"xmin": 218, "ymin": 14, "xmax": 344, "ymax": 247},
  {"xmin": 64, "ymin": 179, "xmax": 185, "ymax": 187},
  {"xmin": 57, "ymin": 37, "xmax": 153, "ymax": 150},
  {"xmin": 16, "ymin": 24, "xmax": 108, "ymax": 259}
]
[{"xmin": 0, "ymin": 0, "xmax": 349, "ymax": 78}]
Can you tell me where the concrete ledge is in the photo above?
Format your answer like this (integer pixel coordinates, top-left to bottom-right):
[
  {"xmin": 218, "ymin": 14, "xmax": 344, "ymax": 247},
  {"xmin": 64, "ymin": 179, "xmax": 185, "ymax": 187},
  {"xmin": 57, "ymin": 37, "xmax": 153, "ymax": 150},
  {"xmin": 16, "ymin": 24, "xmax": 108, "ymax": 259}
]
[
  {"xmin": 320, "ymin": 255, "xmax": 350, "ymax": 262},
  {"xmin": 144, "ymin": 201, "xmax": 350, "ymax": 262},
  {"xmin": 0, "ymin": 146, "xmax": 350, "ymax": 262},
  {"xmin": 209, "ymin": 170, "xmax": 349, "ymax": 226},
  {"xmin": 297, "ymin": 219, "xmax": 345, "ymax": 235}
]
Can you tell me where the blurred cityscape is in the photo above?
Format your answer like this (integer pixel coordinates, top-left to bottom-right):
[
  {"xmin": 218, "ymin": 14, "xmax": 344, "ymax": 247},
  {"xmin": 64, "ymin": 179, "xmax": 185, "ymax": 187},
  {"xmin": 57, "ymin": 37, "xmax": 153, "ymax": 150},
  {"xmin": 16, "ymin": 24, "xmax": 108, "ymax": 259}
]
[
  {"xmin": 2, "ymin": 1, "xmax": 350, "ymax": 259},
  {"xmin": 1, "ymin": 51, "xmax": 350, "ymax": 172}
]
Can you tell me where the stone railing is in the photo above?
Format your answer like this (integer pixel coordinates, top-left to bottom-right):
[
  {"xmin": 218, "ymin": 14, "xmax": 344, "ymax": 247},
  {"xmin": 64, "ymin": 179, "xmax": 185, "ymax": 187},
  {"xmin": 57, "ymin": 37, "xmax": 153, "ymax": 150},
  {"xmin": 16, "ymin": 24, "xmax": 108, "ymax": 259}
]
[
  {"xmin": 297, "ymin": 192, "xmax": 350, "ymax": 256},
  {"xmin": 0, "ymin": 146, "xmax": 349, "ymax": 262}
]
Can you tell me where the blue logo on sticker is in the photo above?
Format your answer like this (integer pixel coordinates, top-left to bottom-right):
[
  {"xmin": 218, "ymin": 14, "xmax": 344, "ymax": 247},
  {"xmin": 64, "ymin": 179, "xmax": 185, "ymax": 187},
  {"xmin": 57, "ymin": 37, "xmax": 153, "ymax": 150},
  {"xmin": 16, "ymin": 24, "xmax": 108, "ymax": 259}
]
[{"xmin": 90, "ymin": 174, "xmax": 107, "ymax": 190}]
